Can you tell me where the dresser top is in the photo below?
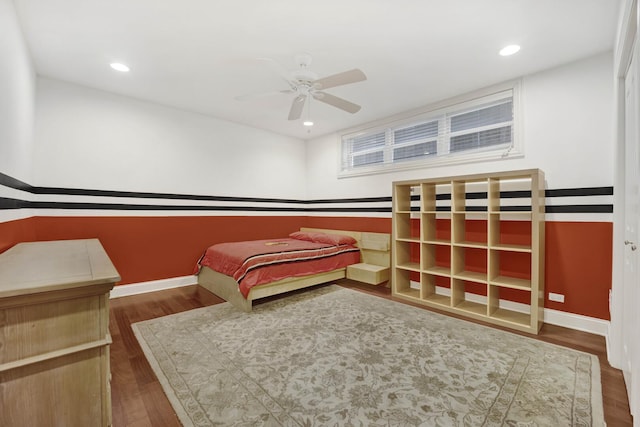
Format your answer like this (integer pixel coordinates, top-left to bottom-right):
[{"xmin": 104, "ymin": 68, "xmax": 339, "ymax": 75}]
[{"xmin": 0, "ymin": 239, "xmax": 121, "ymax": 298}]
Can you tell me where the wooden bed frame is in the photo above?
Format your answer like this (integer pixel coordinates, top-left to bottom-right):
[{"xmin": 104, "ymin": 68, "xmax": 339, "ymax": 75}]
[{"xmin": 197, "ymin": 228, "xmax": 388, "ymax": 312}]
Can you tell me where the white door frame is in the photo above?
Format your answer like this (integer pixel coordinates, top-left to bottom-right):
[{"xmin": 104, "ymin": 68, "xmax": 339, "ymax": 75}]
[
  {"xmin": 625, "ymin": 49, "xmax": 640, "ymax": 420},
  {"xmin": 610, "ymin": 0, "xmax": 639, "ymax": 419}
]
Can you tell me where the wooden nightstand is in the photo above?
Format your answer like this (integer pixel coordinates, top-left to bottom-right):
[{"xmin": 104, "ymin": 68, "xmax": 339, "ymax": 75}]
[
  {"xmin": 347, "ymin": 263, "xmax": 390, "ymax": 285},
  {"xmin": 348, "ymin": 232, "xmax": 391, "ymax": 285}
]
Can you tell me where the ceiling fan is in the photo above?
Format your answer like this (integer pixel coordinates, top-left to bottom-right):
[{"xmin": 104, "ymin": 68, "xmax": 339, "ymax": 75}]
[{"xmin": 236, "ymin": 54, "xmax": 367, "ymax": 121}]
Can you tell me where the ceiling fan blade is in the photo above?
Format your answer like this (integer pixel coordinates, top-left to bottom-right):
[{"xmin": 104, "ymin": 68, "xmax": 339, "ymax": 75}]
[
  {"xmin": 235, "ymin": 89, "xmax": 293, "ymax": 102},
  {"xmin": 312, "ymin": 69, "xmax": 366, "ymax": 90},
  {"xmin": 313, "ymin": 92, "xmax": 361, "ymax": 114},
  {"xmin": 288, "ymin": 95, "xmax": 307, "ymax": 120},
  {"xmin": 257, "ymin": 57, "xmax": 297, "ymax": 90}
]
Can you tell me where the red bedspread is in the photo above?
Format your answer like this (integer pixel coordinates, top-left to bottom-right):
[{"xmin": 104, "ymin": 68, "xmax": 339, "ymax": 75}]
[{"xmin": 197, "ymin": 238, "xmax": 361, "ymax": 298}]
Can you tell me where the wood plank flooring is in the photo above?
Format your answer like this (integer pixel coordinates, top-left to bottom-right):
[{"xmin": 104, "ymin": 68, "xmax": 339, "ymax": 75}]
[{"xmin": 109, "ymin": 280, "xmax": 633, "ymax": 426}]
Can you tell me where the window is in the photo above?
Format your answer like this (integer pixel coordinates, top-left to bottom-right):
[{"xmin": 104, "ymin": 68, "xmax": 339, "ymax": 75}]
[
  {"xmin": 348, "ymin": 131, "xmax": 385, "ymax": 167},
  {"xmin": 393, "ymin": 121, "xmax": 438, "ymax": 162},
  {"xmin": 340, "ymin": 83, "xmax": 521, "ymax": 176}
]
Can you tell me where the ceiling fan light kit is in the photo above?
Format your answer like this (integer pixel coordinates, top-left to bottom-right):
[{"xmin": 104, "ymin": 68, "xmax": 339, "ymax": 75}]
[
  {"xmin": 237, "ymin": 54, "xmax": 367, "ymax": 125},
  {"xmin": 499, "ymin": 44, "xmax": 521, "ymax": 56},
  {"xmin": 109, "ymin": 62, "xmax": 130, "ymax": 72}
]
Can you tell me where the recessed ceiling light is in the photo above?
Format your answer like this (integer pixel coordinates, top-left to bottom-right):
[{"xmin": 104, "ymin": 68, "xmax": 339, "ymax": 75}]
[
  {"xmin": 499, "ymin": 45, "xmax": 521, "ymax": 56},
  {"xmin": 110, "ymin": 62, "xmax": 130, "ymax": 72},
  {"xmin": 303, "ymin": 120, "xmax": 314, "ymax": 127}
]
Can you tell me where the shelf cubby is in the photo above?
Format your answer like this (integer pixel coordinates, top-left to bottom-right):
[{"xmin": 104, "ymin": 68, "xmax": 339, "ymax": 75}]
[
  {"xmin": 451, "ymin": 279, "xmax": 488, "ymax": 316},
  {"xmin": 392, "ymin": 169, "xmax": 545, "ymax": 334},
  {"xmin": 452, "ymin": 213, "xmax": 488, "ymax": 247},
  {"xmin": 488, "ymin": 285, "xmax": 533, "ymax": 328},
  {"xmin": 422, "ymin": 214, "xmax": 451, "ymax": 244},
  {"xmin": 452, "ymin": 246, "xmax": 487, "ymax": 283},
  {"xmin": 421, "ymin": 181, "xmax": 452, "ymax": 212},
  {"xmin": 451, "ymin": 279, "xmax": 487, "ymax": 316},
  {"xmin": 422, "ymin": 243, "xmax": 450, "ymax": 276},
  {"xmin": 490, "ymin": 307, "xmax": 531, "ymax": 328},
  {"xmin": 488, "ymin": 249, "xmax": 531, "ymax": 290},
  {"xmin": 393, "ymin": 268, "xmax": 420, "ymax": 301},
  {"xmin": 421, "ymin": 273, "xmax": 451, "ymax": 307},
  {"xmin": 394, "ymin": 212, "xmax": 420, "ymax": 242},
  {"xmin": 452, "ymin": 179, "xmax": 489, "ymax": 213},
  {"xmin": 489, "ymin": 214, "xmax": 532, "ymax": 252},
  {"xmin": 489, "ymin": 175, "xmax": 534, "ymax": 213},
  {"xmin": 394, "ymin": 240, "xmax": 420, "ymax": 271},
  {"xmin": 394, "ymin": 183, "xmax": 420, "ymax": 212}
]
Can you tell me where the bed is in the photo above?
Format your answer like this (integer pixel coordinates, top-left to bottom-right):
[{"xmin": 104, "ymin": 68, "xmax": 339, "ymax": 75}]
[{"xmin": 196, "ymin": 228, "xmax": 388, "ymax": 312}]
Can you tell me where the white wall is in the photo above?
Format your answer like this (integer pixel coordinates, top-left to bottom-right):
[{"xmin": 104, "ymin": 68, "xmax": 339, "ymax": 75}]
[
  {"xmin": 33, "ymin": 78, "xmax": 307, "ymax": 199},
  {"xmin": 0, "ymin": 0, "xmax": 35, "ymax": 183},
  {"xmin": 18, "ymin": 50, "xmax": 617, "ymax": 201},
  {"xmin": 305, "ymin": 52, "xmax": 614, "ymax": 199}
]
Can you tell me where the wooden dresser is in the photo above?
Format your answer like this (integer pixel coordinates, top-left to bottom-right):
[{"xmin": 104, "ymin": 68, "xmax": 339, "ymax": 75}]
[{"xmin": 0, "ymin": 239, "xmax": 120, "ymax": 426}]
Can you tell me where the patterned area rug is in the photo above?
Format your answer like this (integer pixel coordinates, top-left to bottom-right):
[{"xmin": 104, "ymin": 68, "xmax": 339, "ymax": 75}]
[{"xmin": 132, "ymin": 285, "xmax": 605, "ymax": 426}]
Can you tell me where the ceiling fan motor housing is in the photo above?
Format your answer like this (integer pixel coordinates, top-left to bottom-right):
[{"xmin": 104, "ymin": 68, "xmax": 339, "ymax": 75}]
[{"xmin": 291, "ymin": 53, "xmax": 318, "ymax": 84}]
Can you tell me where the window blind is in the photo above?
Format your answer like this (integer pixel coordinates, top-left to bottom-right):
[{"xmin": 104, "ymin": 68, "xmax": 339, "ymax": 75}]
[
  {"xmin": 449, "ymin": 99, "xmax": 513, "ymax": 153},
  {"xmin": 344, "ymin": 131, "xmax": 386, "ymax": 168},
  {"xmin": 392, "ymin": 121, "xmax": 438, "ymax": 162},
  {"xmin": 341, "ymin": 88, "xmax": 516, "ymax": 174}
]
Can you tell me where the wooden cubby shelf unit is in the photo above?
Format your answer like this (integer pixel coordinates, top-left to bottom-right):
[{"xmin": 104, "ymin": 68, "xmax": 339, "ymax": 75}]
[{"xmin": 392, "ymin": 169, "xmax": 545, "ymax": 334}]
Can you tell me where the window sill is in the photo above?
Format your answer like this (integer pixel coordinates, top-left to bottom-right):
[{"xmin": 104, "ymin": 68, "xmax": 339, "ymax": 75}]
[{"xmin": 338, "ymin": 146, "xmax": 523, "ymax": 179}]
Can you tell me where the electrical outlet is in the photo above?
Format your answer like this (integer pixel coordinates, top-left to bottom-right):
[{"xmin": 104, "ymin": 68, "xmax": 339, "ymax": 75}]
[{"xmin": 548, "ymin": 292, "xmax": 565, "ymax": 303}]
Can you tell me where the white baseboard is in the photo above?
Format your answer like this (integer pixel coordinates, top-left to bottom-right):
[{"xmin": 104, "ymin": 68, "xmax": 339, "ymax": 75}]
[
  {"xmin": 110, "ymin": 275, "xmax": 197, "ymax": 298},
  {"xmin": 605, "ymin": 329, "xmax": 613, "ymax": 366},
  {"xmin": 408, "ymin": 281, "xmax": 610, "ymax": 337},
  {"xmin": 542, "ymin": 306, "xmax": 610, "ymax": 336}
]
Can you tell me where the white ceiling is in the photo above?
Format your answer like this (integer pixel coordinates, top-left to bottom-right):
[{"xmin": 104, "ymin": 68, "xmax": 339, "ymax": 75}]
[{"xmin": 13, "ymin": 0, "xmax": 621, "ymax": 140}]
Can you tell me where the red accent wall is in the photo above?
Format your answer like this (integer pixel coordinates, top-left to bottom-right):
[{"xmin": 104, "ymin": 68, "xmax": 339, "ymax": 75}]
[
  {"xmin": 0, "ymin": 217, "xmax": 37, "ymax": 253},
  {"xmin": 544, "ymin": 221, "xmax": 612, "ymax": 320},
  {"xmin": 27, "ymin": 216, "xmax": 306, "ymax": 285},
  {"xmin": 305, "ymin": 216, "xmax": 391, "ymax": 234},
  {"xmin": 0, "ymin": 215, "xmax": 612, "ymax": 320}
]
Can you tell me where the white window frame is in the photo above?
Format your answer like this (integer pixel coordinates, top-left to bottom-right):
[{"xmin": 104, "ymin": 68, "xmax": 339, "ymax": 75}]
[{"xmin": 338, "ymin": 80, "xmax": 523, "ymax": 178}]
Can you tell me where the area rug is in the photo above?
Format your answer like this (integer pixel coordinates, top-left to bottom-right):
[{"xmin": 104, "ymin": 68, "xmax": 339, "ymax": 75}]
[{"xmin": 132, "ymin": 285, "xmax": 605, "ymax": 426}]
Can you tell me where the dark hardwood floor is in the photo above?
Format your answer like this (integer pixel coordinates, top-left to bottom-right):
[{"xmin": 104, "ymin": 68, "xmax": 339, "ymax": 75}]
[{"xmin": 109, "ymin": 280, "xmax": 633, "ymax": 426}]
